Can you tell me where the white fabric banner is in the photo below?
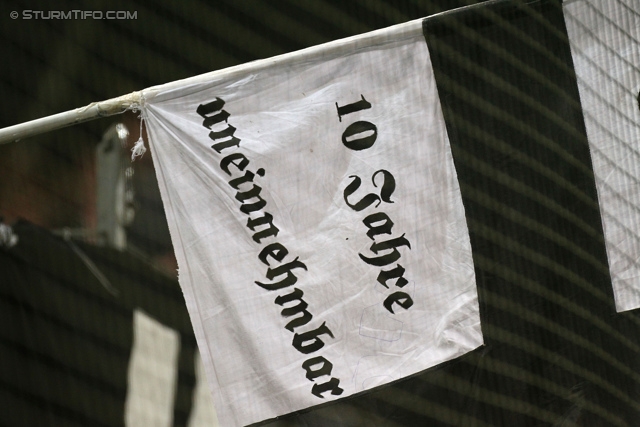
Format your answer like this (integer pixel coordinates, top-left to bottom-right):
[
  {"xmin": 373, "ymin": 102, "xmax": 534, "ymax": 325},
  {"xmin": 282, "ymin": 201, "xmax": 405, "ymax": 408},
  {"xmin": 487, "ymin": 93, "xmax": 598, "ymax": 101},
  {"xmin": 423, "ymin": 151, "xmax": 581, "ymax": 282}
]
[
  {"xmin": 144, "ymin": 19, "xmax": 481, "ymax": 426},
  {"xmin": 565, "ymin": 0, "xmax": 640, "ymax": 312}
]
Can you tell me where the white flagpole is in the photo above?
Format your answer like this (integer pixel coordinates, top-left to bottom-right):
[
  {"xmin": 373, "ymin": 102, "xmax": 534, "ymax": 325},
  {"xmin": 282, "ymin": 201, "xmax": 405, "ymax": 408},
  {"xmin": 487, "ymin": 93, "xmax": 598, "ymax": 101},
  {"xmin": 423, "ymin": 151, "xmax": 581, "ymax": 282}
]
[
  {"xmin": 0, "ymin": 17, "xmax": 429, "ymax": 147},
  {"xmin": 0, "ymin": 0, "xmax": 533, "ymax": 147},
  {"xmin": 0, "ymin": 91, "xmax": 142, "ymax": 145}
]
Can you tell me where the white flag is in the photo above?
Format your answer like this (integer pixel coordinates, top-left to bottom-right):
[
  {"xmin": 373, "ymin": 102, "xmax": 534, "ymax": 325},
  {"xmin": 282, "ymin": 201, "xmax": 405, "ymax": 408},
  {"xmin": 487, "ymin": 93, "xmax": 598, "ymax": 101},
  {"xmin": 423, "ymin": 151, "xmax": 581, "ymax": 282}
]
[
  {"xmin": 565, "ymin": 0, "xmax": 640, "ymax": 312},
  {"xmin": 143, "ymin": 18, "xmax": 481, "ymax": 427}
]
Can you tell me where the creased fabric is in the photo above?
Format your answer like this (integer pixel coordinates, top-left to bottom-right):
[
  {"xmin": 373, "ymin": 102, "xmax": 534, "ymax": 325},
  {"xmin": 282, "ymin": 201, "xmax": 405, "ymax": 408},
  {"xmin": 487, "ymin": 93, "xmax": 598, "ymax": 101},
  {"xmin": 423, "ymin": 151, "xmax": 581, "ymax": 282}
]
[
  {"xmin": 143, "ymin": 18, "xmax": 481, "ymax": 427},
  {"xmin": 565, "ymin": 0, "xmax": 640, "ymax": 312}
]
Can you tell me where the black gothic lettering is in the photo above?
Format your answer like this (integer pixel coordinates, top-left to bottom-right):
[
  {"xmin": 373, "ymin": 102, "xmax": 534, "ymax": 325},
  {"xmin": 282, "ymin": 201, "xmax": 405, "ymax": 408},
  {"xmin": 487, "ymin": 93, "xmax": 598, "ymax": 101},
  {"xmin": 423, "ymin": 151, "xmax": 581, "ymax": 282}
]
[
  {"xmin": 383, "ymin": 291, "xmax": 414, "ymax": 314},
  {"xmin": 228, "ymin": 168, "xmax": 265, "ymax": 190},
  {"xmin": 335, "ymin": 95, "xmax": 371, "ymax": 122},
  {"xmin": 343, "ymin": 169, "xmax": 396, "ymax": 212},
  {"xmin": 301, "ymin": 356, "xmax": 333, "ymax": 380},
  {"xmin": 199, "ymin": 98, "xmax": 342, "ymax": 400},
  {"xmin": 228, "ymin": 170, "xmax": 253, "ymax": 189},
  {"xmin": 220, "ymin": 153, "xmax": 248, "ymax": 175},
  {"xmin": 335, "ymin": 94, "xmax": 415, "ymax": 317},
  {"xmin": 235, "ymin": 185, "xmax": 268, "ymax": 214},
  {"xmin": 359, "ymin": 234, "xmax": 411, "ymax": 267},
  {"xmin": 292, "ymin": 322, "xmax": 334, "ymax": 354},
  {"xmin": 210, "ymin": 134, "xmax": 241, "ymax": 153},
  {"xmin": 209, "ymin": 124, "xmax": 236, "ymax": 141},
  {"xmin": 196, "ymin": 97, "xmax": 225, "ymax": 125},
  {"xmin": 311, "ymin": 378, "xmax": 344, "ymax": 398},
  {"xmin": 202, "ymin": 110, "xmax": 230, "ymax": 129},
  {"xmin": 372, "ymin": 169, "xmax": 395, "ymax": 204},
  {"xmin": 255, "ymin": 258, "xmax": 308, "ymax": 291},
  {"xmin": 209, "ymin": 125, "xmax": 242, "ymax": 153},
  {"xmin": 248, "ymin": 213, "xmax": 280, "ymax": 243},
  {"xmin": 275, "ymin": 287, "xmax": 313, "ymax": 332},
  {"xmin": 343, "ymin": 175, "xmax": 381, "ymax": 212},
  {"xmin": 258, "ymin": 242, "xmax": 288, "ymax": 266},
  {"xmin": 342, "ymin": 121, "xmax": 377, "ymax": 151},
  {"xmin": 377, "ymin": 264, "xmax": 408, "ymax": 289},
  {"xmin": 362, "ymin": 212, "xmax": 394, "ymax": 240},
  {"xmin": 202, "ymin": 110, "xmax": 235, "ymax": 130}
]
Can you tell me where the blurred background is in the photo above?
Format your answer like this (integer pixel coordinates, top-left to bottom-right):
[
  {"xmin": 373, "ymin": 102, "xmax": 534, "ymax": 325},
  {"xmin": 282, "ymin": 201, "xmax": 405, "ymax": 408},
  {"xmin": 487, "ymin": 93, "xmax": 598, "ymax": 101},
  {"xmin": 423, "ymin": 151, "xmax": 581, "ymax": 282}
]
[
  {"xmin": 0, "ymin": 0, "xmax": 483, "ymax": 273},
  {"xmin": 5, "ymin": 2, "xmax": 640, "ymax": 427},
  {"xmin": 0, "ymin": 1, "xmax": 484, "ymax": 426}
]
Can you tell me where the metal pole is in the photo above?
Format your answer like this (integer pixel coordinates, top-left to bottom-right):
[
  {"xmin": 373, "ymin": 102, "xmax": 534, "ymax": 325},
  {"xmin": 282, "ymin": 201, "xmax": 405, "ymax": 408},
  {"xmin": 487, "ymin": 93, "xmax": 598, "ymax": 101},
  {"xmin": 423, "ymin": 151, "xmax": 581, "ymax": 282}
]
[
  {"xmin": 0, "ymin": 91, "xmax": 141, "ymax": 145},
  {"xmin": 0, "ymin": 14, "xmax": 432, "ymax": 146}
]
